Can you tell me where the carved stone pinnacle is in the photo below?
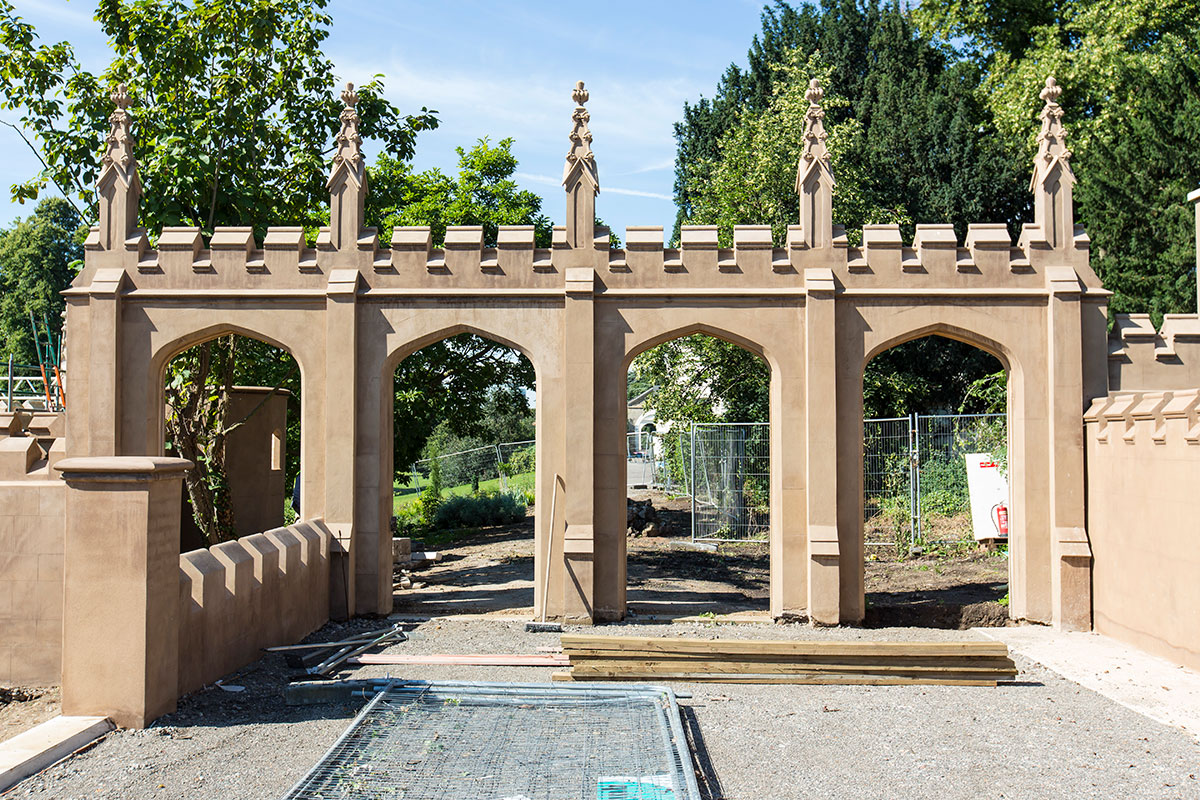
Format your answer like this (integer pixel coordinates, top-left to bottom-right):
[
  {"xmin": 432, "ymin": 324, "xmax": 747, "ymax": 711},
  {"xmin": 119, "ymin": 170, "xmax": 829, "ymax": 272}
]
[
  {"xmin": 805, "ymin": 78, "xmax": 824, "ymax": 106},
  {"xmin": 341, "ymin": 82, "xmax": 358, "ymax": 109},
  {"xmin": 572, "ymin": 80, "xmax": 589, "ymax": 107},
  {"xmin": 1040, "ymin": 76, "xmax": 1061, "ymax": 105},
  {"xmin": 111, "ymin": 83, "xmax": 132, "ymax": 110}
]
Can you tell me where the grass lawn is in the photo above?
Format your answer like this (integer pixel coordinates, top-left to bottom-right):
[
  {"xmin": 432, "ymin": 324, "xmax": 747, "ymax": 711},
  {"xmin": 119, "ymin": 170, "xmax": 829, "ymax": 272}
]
[{"xmin": 393, "ymin": 472, "xmax": 534, "ymax": 515}]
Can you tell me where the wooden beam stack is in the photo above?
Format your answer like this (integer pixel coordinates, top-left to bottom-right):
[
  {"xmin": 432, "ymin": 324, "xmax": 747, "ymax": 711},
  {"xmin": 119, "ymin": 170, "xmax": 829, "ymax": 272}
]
[{"xmin": 552, "ymin": 635, "xmax": 1018, "ymax": 686}]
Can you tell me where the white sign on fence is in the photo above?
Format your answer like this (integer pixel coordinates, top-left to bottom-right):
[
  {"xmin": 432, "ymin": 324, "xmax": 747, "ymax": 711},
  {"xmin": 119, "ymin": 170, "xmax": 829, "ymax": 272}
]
[{"xmin": 965, "ymin": 453, "xmax": 1009, "ymax": 541}]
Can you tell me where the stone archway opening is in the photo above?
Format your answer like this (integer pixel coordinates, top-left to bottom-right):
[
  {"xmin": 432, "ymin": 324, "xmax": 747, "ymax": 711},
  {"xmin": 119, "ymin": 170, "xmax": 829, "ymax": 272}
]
[
  {"xmin": 622, "ymin": 332, "xmax": 772, "ymax": 620},
  {"xmin": 161, "ymin": 332, "xmax": 302, "ymax": 553},
  {"xmin": 860, "ymin": 334, "xmax": 1011, "ymax": 628},
  {"xmin": 388, "ymin": 332, "xmax": 539, "ymax": 617}
]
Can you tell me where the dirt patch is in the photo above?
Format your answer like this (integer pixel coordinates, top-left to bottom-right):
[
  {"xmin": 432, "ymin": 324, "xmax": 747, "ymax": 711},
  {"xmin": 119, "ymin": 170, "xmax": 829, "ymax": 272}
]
[
  {"xmin": 0, "ymin": 686, "xmax": 60, "ymax": 744},
  {"xmin": 394, "ymin": 491, "xmax": 1010, "ymax": 628}
]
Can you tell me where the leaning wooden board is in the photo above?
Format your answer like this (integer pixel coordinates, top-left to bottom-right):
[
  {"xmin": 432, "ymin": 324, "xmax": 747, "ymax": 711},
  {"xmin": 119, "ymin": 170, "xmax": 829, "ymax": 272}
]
[{"xmin": 554, "ymin": 634, "xmax": 1018, "ymax": 686}]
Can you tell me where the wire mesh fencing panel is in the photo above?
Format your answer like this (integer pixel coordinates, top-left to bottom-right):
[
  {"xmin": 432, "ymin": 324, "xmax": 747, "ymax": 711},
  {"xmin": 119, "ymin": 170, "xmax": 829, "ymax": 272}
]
[
  {"xmin": 283, "ymin": 681, "xmax": 701, "ymax": 800},
  {"xmin": 626, "ymin": 429, "xmax": 692, "ymax": 496},
  {"xmin": 691, "ymin": 423, "xmax": 769, "ymax": 543},
  {"xmin": 497, "ymin": 439, "xmax": 536, "ymax": 496},
  {"xmin": 862, "ymin": 416, "xmax": 914, "ymax": 551},
  {"xmin": 915, "ymin": 413, "xmax": 1006, "ymax": 544}
]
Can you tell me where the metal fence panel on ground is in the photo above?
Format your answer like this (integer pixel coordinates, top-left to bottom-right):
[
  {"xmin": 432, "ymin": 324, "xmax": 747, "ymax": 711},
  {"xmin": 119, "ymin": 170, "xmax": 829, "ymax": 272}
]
[
  {"xmin": 283, "ymin": 680, "xmax": 701, "ymax": 800},
  {"xmin": 691, "ymin": 423, "xmax": 769, "ymax": 543}
]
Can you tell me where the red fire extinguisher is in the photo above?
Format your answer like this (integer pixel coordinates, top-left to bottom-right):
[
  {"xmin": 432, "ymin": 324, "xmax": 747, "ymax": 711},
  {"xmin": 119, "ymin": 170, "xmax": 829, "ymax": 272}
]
[{"xmin": 992, "ymin": 502, "xmax": 1009, "ymax": 538}]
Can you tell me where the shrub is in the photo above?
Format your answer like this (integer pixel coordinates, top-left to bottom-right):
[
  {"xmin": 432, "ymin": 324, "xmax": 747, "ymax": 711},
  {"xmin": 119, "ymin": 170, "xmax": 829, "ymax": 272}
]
[
  {"xmin": 417, "ymin": 454, "xmax": 443, "ymax": 527},
  {"xmin": 433, "ymin": 491, "xmax": 528, "ymax": 531}
]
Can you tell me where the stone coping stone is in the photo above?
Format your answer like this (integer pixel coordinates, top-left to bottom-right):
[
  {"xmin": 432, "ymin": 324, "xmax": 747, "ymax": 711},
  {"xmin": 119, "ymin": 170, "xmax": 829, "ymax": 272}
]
[{"xmin": 0, "ymin": 715, "xmax": 113, "ymax": 792}]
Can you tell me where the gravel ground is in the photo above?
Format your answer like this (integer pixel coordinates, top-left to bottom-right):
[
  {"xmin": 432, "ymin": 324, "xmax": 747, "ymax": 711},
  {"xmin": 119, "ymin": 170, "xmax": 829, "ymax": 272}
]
[{"xmin": 7, "ymin": 618, "xmax": 1199, "ymax": 800}]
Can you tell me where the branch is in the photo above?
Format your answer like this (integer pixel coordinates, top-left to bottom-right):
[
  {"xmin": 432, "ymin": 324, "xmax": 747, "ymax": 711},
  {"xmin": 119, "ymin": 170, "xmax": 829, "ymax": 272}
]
[{"xmin": 0, "ymin": 118, "xmax": 86, "ymax": 218}]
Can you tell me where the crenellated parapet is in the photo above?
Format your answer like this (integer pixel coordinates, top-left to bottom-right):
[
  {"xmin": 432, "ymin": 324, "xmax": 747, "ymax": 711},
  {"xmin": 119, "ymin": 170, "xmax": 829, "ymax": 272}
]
[
  {"xmin": 72, "ymin": 75, "xmax": 1106, "ymax": 302},
  {"xmin": 1107, "ymin": 313, "xmax": 1200, "ymax": 390},
  {"xmin": 1085, "ymin": 388, "xmax": 1200, "ymax": 446},
  {"xmin": 0, "ymin": 409, "xmax": 66, "ymax": 480}
]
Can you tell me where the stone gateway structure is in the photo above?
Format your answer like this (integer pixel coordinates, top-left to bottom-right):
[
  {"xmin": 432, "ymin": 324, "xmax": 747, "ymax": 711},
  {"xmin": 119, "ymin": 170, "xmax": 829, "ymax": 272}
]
[{"xmin": 3, "ymin": 76, "xmax": 1192, "ymax": 724}]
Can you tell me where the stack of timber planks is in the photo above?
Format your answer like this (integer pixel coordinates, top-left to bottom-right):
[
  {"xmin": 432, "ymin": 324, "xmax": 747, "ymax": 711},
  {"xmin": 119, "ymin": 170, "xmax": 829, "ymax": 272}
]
[{"xmin": 553, "ymin": 635, "xmax": 1018, "ymax": 686}]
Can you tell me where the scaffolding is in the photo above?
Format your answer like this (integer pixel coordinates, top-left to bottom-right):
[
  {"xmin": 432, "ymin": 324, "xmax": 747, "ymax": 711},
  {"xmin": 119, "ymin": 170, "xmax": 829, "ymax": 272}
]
[{"xmin": 282, "ymin": 680, "xmax": 701, "ymax": 800}]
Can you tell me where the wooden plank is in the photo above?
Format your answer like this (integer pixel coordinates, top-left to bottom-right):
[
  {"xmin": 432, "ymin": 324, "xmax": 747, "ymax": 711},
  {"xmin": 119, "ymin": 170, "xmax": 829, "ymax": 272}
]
[
  {"xmin": 551, "ymin": 671, "xmax": 998, "ymax": 686},
  {"xmin": 564, "ymin": 657, "xmax": 1012, "ymax": 671},
  {"xmin": 560, "ymin": 635, "xmax": 1009, "ymax": 658},
  {"xmin": 565, "ymin": 660, "xmax": 1016, "ymax": 676},
  {"xmin": 350, "ymin": 654, "xmax": 569, "ymax": 666}
]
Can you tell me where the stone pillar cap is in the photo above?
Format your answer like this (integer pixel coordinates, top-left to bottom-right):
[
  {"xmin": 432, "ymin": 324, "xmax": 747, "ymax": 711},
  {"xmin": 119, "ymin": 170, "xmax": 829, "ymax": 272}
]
[{"xmin": 55, "ymin": 456, "xmax": 194, "ymax": 479}]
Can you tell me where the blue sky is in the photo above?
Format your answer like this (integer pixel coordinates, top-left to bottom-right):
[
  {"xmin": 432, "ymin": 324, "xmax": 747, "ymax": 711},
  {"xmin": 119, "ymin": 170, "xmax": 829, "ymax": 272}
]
[{"xmin": 0, "ymin": 0, "xmax": 774, "ymax": 236}]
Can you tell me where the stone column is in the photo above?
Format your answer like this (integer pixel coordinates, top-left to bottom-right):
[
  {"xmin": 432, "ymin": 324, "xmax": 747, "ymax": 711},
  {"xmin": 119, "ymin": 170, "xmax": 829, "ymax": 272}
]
[
  {"xmin": 804, "ymin": 268, "xmax": 841, "ymax": 624},
  {"xmin": 1046, "ymin": 267, "xmax": 1093, "ymax": 630},
  {"xmin": 1190, "ymin": 187, "xmax": 1200, "ymax": 311},
  {"xmin": 324, "ymin": 270, "xmax": 363, "ymax": 617},
  {"xmin": 561, "ymin": 267, "xmax": 597, "ymax": 622},
  {"xmin": 56, "ymin": 457, "xmax": 191, "ymax": 728}
]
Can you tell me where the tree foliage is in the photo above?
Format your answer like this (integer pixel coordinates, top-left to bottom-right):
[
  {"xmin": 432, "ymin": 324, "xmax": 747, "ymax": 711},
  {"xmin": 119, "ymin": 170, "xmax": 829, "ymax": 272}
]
[
  {"xmin": 0, "ymin": 0, "xmax": 436, "ymax": 234},
  {"xmin": 668, "ymin": 0, "xmax": 1022, "ymax": 420},
  {"xmin": 368, "ymin": 137, "xmax": 552, "ymax": 247},
  {"xmin": 0, "ymin": 197, "xmax": 83, "ymax": 363},
  {"xmin": 629, "ymin": 335, "xmax": 769, "ymax": 425},
  {"xmin": 674, "ymin": 0, "xmax": 1025, "ymax": 243},
  {"xmin": 915, "ymin": 0, "xmax": 1200, "ymax": 318}
]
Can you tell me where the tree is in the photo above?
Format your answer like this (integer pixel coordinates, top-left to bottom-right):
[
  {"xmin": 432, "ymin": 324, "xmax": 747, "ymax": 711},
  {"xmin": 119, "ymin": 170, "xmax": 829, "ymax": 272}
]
[
  {"xmin": 0, "ymin": 197, "xmax": 83, "ymax": 363},
  {"xmin": 368, "ymin": 137, "xmax": 553, "ymax": 247},
  {"xmin": 0, "ymin": 0, "xmax": 436, "ymax": 233},
  {"xmin": 376, "ymin": 139, "xmax": 548, "ymax": 473},
  {"xmin": 669, "ymin": 1, "xmax": 1023, "ymax": 421},
  {"xmin": 629, "ymin": 335, "xmax": 770, "ymax": 426},
  {"xmin": 0, "ymin": 0, "xmax": 437, "ymax": 543},
  {"xmin": 914, "ymin": 0, "xmax": 1200, "ymax": 317}
]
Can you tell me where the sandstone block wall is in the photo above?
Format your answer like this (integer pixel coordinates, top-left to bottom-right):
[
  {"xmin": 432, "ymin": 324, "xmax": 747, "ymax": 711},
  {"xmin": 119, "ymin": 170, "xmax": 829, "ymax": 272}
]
[
  {"xmin": 178, "ymin": 519, "xmax": 331, "ymax": 694},
  {"xmin": 0, "ymin": 411, "xmax": 66, "ymax": 685},
  {"xmin": 1084, "ymin": 390, "xmax": 1200, "ymax": 671}
]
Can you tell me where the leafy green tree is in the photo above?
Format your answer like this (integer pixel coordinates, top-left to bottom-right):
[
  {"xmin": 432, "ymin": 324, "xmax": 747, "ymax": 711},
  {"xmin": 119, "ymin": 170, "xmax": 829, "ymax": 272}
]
[
  {"xmin": 0, "ymin": 0, "xmax": 436, "ymax": 233},
  {"xmin": 915, "ymin": 0, "xmax": 1200, "ymax": 317},
  {"xmin": 0, "ymin": 0, "xmax": 435, "ymax": 541},
  {"xmin": 1076, "ymin": 51, "xmax": 1200, "ymax": 319},
  {"xmin": 0, "ymin": 197, "xmax": 83, "ymax": 363},
  {"xmin": 368, "ymin": 138, "xmax": 552, "ymax": 247},
  {"xmin": 674, "ymin": 0, "xmax": 1025, "ymax": 242},
  {"xmin": 395, "ymin": 336, "xmax": 534, "ymax": 473},
  {"xmin": 629, "ymin": 335, "xmax": 770, "ymax": 425}
]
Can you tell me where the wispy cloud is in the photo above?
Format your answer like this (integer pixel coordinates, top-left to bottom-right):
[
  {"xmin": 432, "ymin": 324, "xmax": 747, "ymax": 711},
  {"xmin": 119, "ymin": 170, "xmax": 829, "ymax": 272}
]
[
  {"xmin": 605, "ymin": 187, "xmax": 672, "ymax": 201},
  {"xmin": 515, "ymin": 173, "xmax": 671, "ymax": 201},
  {"xmin": 623, "ymin": 158, "xmax": 677, "ymax": 176}
]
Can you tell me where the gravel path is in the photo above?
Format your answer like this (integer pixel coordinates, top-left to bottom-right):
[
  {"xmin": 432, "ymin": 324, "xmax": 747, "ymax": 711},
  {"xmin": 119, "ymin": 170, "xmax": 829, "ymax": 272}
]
[{"xmin": 8, "ymin": 619, "xmax": 1199, "ymax": 800}]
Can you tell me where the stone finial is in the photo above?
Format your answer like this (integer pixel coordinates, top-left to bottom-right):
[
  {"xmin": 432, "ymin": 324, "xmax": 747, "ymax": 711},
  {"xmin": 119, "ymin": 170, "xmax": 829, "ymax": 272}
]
[
  {"xmin": 563, "ymin": 80, "xmax": 599, "ymax": 250},
  {"xmin": 96, "ymin": 83, "xmax": 141, "ymax": 251},
  {"xmin": 327, "ymin": 81, "xmax": 367, "ymax": 251},
  {"xmin": 795, "ymin": 78, "xmax": 835, "ymax": 249},
  {"xmin": 1029, "ymin": 76, "xmax": 1076, "ymax": 251}
]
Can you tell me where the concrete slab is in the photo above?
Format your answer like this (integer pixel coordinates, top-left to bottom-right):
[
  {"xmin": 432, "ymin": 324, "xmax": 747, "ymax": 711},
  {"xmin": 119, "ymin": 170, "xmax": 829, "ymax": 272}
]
[
  {"xmin": 0, "ymin": 714, "xmax": 112, "ymax": 791},
  {"xmin": 977, "ymin": 625, "xmax": 1200, "ymax": 742}
]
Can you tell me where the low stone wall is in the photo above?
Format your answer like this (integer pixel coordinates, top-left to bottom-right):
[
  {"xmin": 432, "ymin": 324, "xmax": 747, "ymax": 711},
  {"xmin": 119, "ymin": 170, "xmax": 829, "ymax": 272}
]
[
  {"xmin": 178, "ymin": 520, "xmax": 332, "ymax": 695},
  {"xmin": 0, "ymin": 411, "xmax": 66, "ymax": 685},
  {"xmin": 1084, "ymin": 390, "xmax": 1200, "ymax": 671}
]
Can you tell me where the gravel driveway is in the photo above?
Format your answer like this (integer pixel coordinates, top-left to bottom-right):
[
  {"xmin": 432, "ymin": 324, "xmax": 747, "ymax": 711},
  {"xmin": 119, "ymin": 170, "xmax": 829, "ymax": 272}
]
[{"xmin": 7, "ymin": 619, "xmax": 1198, "ymax": 800}]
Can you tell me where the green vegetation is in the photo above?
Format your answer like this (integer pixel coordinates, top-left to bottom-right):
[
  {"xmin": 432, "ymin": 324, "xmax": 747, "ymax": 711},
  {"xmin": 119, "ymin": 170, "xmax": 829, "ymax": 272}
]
[{"xmin": 0, "ymin": 198, "xmax": 83, "ymax": 363}]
